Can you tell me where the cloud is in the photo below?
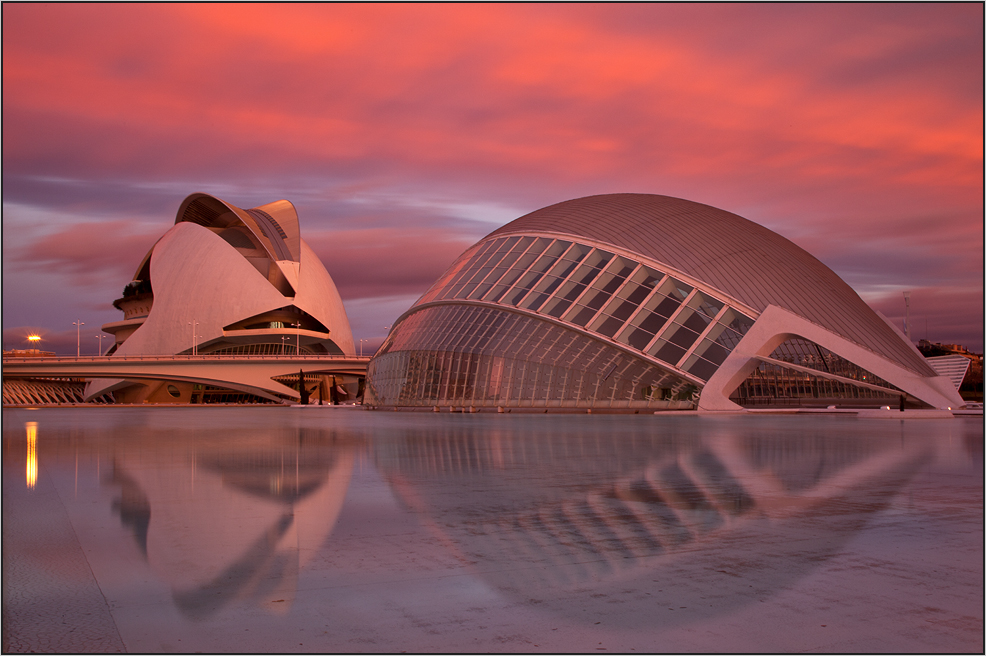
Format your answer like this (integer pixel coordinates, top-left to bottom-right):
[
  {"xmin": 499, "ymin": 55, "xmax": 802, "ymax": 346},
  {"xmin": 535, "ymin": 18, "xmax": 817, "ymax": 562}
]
[
  {"xmin": 2, "ymin": 3, "xmax": 982, "ymax": 351},
  {"xmin": 306, "ymin": 227, "xmax": 475, "ymax": 301},
  {"xmin": 10, "ymin": 221, "xmax": 161, "ymax": 289}
]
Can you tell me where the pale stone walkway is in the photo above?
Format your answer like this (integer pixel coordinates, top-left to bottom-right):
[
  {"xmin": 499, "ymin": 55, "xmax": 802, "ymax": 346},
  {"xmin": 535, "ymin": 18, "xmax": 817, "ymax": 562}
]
[{"xmin": 2, "ymin": 467, "xmax": 125, "ymax": 653}]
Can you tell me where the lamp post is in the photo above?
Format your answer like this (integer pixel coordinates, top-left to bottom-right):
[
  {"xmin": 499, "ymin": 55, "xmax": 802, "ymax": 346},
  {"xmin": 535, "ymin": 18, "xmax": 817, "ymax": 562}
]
[
  {"xmin": 27, "ymin": 335, "xmax": 41, "ymax": 353},
  {"xmin": 72, "ymin": 320, "xmax": 84, "ymax": 357},
  {"xmin": 902, "ymin": 291, "xmax": 911, "ymax": 342},
  {"xmin": 293, "ymin": 322, "xmax": 300, "ymax": 355},
  {"xmin": 360, "ymin": 338, "xmax": 366, "ymax": 356},
  {"xmin": 95, "ymin": 334, "xmax": 105, "ymax": 356},
  {"xmin": 281, "ymin": 335, "xmax": 287, "ymax": 355},
  {"xmin": 187, "ymin": 320, "xmax": 199, "ymax": 356}
]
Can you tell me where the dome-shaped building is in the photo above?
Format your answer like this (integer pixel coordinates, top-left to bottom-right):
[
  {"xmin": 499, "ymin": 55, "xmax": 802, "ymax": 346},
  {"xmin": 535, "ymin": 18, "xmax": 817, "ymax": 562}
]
[
  {"xmin": 88, "ymin": 193, "xmax": 355, "ymax": 403},
  {"xmin": 366, "ymin": 194, "xmax": 961, "ymax": 412}
]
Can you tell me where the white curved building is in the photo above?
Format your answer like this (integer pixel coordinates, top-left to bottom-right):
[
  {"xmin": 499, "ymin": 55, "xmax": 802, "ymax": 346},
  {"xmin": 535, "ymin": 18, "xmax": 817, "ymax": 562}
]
[
  {"xmin": 89, "ymin": 193, "xmax": 355, "ymax": 403},
  {"xmin": 366, "ymin": 194, "xmax": 962, "ymax": 412}
]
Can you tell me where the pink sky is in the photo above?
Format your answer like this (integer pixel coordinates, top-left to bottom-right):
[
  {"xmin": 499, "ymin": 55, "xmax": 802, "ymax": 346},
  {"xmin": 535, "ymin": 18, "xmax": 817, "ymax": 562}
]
[{"xmin": 3, "ymin": 4, "xmax": 982, "ymax": 354}]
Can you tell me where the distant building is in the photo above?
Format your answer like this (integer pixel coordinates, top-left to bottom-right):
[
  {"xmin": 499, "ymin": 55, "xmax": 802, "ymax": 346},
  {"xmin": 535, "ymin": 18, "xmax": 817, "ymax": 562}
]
[
  {"xmin": 366, "ymin": 194, "xmax": 964, "ymax": 411},
  {"xmin": 919, "ymin": 340, "xmax": 983, "ymax": 402},
  {"xmin": 87, "ymin": 193, "xmax": 356, "ymax": 404}
]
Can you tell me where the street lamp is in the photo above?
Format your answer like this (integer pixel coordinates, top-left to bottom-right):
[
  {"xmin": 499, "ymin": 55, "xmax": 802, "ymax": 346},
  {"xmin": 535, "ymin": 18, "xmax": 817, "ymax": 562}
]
[
  {"xmin": 187, "ymin": 320, "xmax": 199, "ymax": 356},
  {"xmin": 293, "ymin": 322, "xmax": 300, "ymax": 355},
  {"xmin": 360, "ymin": 338, "xmax": 366, "ymax": 356},
  {"xmin": 72, "ymin": 320, "xmax": 84, "ymax": 357},
  {"xmin": 281, "ymin": 335, "xmax": 287, "ymax": 355},
  {"xmin": 902, "ymin": 291, "xmax": 912, "ymax": 342},
  {"xmin": 95, "ymin": 334, "xmax": 105, "ymax": 356}
]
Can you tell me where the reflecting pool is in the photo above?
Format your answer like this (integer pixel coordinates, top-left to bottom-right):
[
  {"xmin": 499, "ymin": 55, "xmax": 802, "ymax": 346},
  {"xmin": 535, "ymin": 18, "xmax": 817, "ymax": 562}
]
[{"xmin": 3, "ymin": 408, "xmax": 982, "ymax": 653}]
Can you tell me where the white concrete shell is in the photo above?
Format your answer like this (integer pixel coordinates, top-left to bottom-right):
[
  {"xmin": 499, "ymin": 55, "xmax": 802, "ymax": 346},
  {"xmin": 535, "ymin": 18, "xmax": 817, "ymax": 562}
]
[
  {"xmin": 110, "ymin": 223, "xmax": 353, "ymax": 357},
  {"xmin": 369, "ymin": 194, "xmax": 962, "ymax": 411},
  {"xmin": 89, "ymin": 193, "xmax": 354, "ymax": 401}
]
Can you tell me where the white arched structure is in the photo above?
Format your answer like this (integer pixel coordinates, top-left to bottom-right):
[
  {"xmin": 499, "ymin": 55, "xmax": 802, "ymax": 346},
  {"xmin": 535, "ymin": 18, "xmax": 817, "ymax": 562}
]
[
  {"xmin": 366, "ymin": 194, "xmax": 963, "ymax": 412},
  {"xmin": 88, "ymin": 193, "xmax": 355, "ymax": 403}
]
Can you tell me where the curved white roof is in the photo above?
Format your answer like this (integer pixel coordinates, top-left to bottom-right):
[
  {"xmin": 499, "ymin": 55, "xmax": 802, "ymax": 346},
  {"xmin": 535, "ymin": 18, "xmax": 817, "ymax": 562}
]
[
  {"xmin": 486, "ymin": 194, "xmax": 934, "ymax": 377},
  {"xmin": 110, "ymin": 193, "xmax": 354, "ymax": 358}
]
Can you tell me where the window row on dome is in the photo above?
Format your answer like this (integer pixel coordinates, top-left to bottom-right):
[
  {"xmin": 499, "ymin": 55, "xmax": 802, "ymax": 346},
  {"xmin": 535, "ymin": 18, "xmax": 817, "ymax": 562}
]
[
  {"xmin": 416, "ymin": 235, "xmax": 756, "ymax": 382},
  {"xmin": 368, "ymin": 304, "xmax": 698, "ymax": 409}
]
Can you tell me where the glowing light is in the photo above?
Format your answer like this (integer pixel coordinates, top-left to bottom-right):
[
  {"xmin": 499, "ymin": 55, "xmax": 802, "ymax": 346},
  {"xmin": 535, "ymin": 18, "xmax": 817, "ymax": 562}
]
[
  {"xmin": 27, "ymin": 335, "xmax": 41, "ymax": 342},
  {"xmin": 26, "ymin": 422, "xmax": 37, "ymax": 489}
]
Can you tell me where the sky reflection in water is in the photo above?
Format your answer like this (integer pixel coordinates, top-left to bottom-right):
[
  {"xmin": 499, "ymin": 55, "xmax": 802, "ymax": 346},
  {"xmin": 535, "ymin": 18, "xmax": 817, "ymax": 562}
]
[{"xmin": 3, "ymin": 408, "xmax": 982, "ymax": 652}]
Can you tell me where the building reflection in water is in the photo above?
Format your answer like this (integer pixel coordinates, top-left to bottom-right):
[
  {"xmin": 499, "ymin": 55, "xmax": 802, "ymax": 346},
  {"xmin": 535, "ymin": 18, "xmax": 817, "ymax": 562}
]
[
  {"xmin": 25, "ymin": 422, "xmax": 37, "ymax": 489},
  {"xmin": 371, "ymin": 418, "xmax": 935, "ymax": 616},
  {"xmin": 103, "ymin": 426, "xmax": 356, "ymax": 619},
  {"xmin": 17, "ymin": 411, "xmax": 960, "ymax": 626}
]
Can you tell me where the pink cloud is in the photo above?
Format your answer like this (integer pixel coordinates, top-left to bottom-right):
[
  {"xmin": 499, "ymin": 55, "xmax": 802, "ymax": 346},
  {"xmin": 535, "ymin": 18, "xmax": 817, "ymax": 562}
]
[
  {"xmin": 2, "ymin": 4, "xmax": 981, "ymax": 350},
  {"xmin": 306, "ymin": 228, "xmax": 474, "ymax": 301},
  {"xmin": 13, "ymin": 221, "xmax": 161, "ymax": 289}
]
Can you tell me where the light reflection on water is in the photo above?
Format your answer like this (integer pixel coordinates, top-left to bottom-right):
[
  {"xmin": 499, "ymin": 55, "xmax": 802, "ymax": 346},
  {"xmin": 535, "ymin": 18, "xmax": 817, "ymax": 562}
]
[
  {"xmin": 24, "ymin": 421, "xmax": 37, "ymax": 489},
  {"xmin": 3, "ymin": 408, "xmax": 982, "ymax": 649}
]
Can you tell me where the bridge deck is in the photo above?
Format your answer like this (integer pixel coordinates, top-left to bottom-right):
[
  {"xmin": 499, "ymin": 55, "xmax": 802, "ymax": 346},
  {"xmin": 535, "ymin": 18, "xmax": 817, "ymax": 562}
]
[{"xmin": 3, "ymin": 355, "xmax": 371, "ymax": 401}]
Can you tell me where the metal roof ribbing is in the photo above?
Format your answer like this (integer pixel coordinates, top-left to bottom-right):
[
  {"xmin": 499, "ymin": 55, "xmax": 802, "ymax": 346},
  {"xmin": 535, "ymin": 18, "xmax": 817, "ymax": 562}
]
[{"xmin": 486, "ymin": 194, "xmax": 934, "ymax": 377}]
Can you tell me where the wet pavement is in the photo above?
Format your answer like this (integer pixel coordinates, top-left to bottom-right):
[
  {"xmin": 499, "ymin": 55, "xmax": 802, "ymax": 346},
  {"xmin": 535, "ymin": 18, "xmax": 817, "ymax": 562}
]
[{"xmin": 2, "ymin": 408, "xmax": 982, "ymax": 653}]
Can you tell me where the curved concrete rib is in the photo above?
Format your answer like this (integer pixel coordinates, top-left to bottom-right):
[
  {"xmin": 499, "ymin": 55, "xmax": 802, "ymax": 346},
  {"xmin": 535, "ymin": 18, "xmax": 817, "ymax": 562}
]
[{"xmin": 698, "ymin": 305, "xmax": 963, "ymax": 412}]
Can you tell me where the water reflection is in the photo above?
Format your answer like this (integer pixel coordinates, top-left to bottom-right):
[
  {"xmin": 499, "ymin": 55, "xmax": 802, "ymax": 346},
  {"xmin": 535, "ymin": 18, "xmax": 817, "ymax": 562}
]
[
  {"xmin": 3, "ymin": 410, "xmax": 976, "ymax": 631},
  {"xmin": 25, "ymin": 421, "xmax": 37, "ymax": 489},
  {"xmin": 370, "ymin": 419, "xmax": 936, "ymax": 614},
  {"xmin": 99, "ymin": 424, "xmax": 356, "ymax": 619}
]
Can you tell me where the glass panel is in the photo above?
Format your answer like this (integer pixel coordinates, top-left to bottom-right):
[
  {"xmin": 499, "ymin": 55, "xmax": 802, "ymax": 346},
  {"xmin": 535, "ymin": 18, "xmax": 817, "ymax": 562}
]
[
  {"xmin": 618, "ymin": 282, "xmax": 652, "ymax": 306},
  {"xmin": 666, "ymin": 323, "xmax": 700, "ymax": 350},
  {"xmin": 653, "ymin": 296, "xmax": 681, "ymax": 319},
  {"xmin": 529, "ymin": 251, "xmax": 560, "ymax": 275},
  {"xmin": 719, "ymin": 308, "xmax": 754, "ymax": 335},
  {"xmin": 543, "ymin": 240, "xmax": 571, "ymax": 258},
  {"xmin": 692, "ymin": 338, "xmax": 730, "ymax": 366},
  {"xmin": 660, "ymin": 277, "xmax": 692, "ymax": 301},
  {"xmin": 497, "ymin": 236, "xmax": 521, "ymax": 252},
  {"xmin": 631, "ymin": 265, "xmax": 665, "ymax": 287},
  {"xmin": 562, "ymin": 242, "xmax": 593, "ymax": 262},
  {"xmin": 584, "ymin": 249, "xmax": 613, "ymax": 270},
  {"xmin": 442, "ymin": 283, "xmax": 466, "ymax": 300},
  {"xmin": 485, "ymin": 283, "xmax": 511, "ymax": 303},
  {"xmin": 623, "ymin": 326, "xmax": 657, "ymax": 351},
  {"xmin": 557, "ymin": 280, "xmax": 587, "ymax": 302},
  {"xmin": 595, "ymin": 316, "xmax": 623, "ymax": 338},
  {"xmin": 683, "ymin": 354, "xmax": 718, "ymax": 381},
  {"xmin": 570, "ymin": 263, "xmax": 604, "ymax": 287},
  {"xmin": 546, "ymin": 256, "xmax": 580, "ymax": 281},
  {"xmin": 456, "ymin": 282, "xmax": 479, "ymax": 299},
  {"xmin": 653, "ymin": 339, "xmax": 687, "ymax": 366},
  {"xmin": 542, "ymin": 297, "xmax": 572, "ymax": 318},
  {"xmin": 583, "ymin": 290, "xmax": 609, "ymax": 310},
  {"xmin": 522, "ymin": 292, "xmax": 551, "ymax": 312},
  {"xmin": 465, "ymin": 265, "xmax": 495, "ymax": 286},
  {"xmin": 680, "ymin": 308, "xmax": 712, "ymax": 334},
  {"xmin": 527, "ymin": 237, "xmax": 553, "ymax": 257},
  {"xmin": 483, "ymin": 266, "xmax": 527, "ymax": 302},
  {"xmin": 691, "ymin": 291, "xmax": 724, "ymax": 319},
  {"xmin": 607, "ymin": 256, "xmax": 636, "ymax": 278},
  {"xmin": 466, "ymin": 283, "xmax": 493, "ymax": 301},
  {"xmin": 569, "ymin": 306, "xmax": 597, "ymax": 327}
]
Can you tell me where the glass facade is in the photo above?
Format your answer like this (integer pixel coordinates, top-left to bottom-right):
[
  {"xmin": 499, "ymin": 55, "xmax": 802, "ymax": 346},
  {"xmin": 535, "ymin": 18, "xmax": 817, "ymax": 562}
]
[
  {"xmin": 367, "ymin": 304, "xmax": 698, "ymax": 410},
  {"xmin": 369, "ymin": 234, "xmax": 908, "ymax": 410},
  {"xmin": 729, "ymin": 338, "xmax": 905, "ymax": 408},
  {"xmin": 409, "ymin": 235, "xmax": 756, "ymax": 383}
]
